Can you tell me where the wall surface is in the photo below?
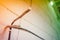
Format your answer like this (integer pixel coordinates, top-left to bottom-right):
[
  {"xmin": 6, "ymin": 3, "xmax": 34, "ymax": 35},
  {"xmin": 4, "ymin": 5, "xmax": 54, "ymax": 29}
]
[{"xmin": 0, "ymin": 0, "xmax": 59, "ymax": 40}]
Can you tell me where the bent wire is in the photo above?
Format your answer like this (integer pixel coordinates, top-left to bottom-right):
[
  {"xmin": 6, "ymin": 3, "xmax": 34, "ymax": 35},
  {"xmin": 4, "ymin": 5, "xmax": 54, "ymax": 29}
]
[
  {"xmin": 14, "ymin": 27, "xmax": 45, "ymax": 40},
  {"xmin": 7, "ymin": 9, "xmax": 45, "ymax": 40},
  {"xmin": 8, "ymin": 9, "xmax": 30, "ymax": 40},
  {"xmin": 0, "ymin": 2, "xmax": 45, "ymax": 40}
]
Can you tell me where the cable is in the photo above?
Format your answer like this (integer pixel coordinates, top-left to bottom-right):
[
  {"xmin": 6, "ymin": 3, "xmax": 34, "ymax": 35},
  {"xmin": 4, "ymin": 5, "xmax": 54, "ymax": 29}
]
[
  {"xmin": 0, "ymin": 1, "xmax": 44, "ymax": 40},
  {"xmin": 10, "ymin": 8, "xmax": 45, "ymax": 40},
  {"xmin": 0, "ymin": 2, "xmax": 57, "ymax": 40},
  {"xmin": 0, "ymin": 1, "xmax": 53, "ymax": 40},
  {"xmin": 12, "ymin": 27, "xmax": 45, "ymax": 40},
  {"xmin": 6, "ymin": 25, "xmax": 45, "ymax": 40},
  {"xmin": 8, "ymin": 9, "xmax": 30, "ymax": 40},
  {"xmin": 11, "ymin": 9, "xmax": 30, "ymax": 25}
]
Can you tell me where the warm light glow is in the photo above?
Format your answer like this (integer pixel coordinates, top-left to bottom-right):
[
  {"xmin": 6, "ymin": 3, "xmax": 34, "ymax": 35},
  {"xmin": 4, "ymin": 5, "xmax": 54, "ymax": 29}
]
[
  {"xmin": 29, "ymin": 7, "xmax": 31, "ymax": 10},
  {"xmin": 50, "ymin": 1, "xmax": 54, "ymax": 6}
]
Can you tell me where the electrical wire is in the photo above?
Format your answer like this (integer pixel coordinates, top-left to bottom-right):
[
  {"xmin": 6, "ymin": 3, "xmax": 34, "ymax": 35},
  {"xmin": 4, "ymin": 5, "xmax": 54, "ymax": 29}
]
[
  {"xmin": 0, "ymin": 1, "xmax": 58, "ymax": 40},
  {"xmin": 23, "ymin": 0, "xmax": 59, "ymax": 40},
  {"xmin": 0, "ymin": 3, "xmax": 57, "ymax": 37},
  {"xmin": 12, "ymin": 27, "xmax": 45, "ymax": 40},
  {"xmin": 0, "ymin": 3, "xmax": 52, "ymax": 37},
  {"xmin": 0, "ymin": 2, "xmax": 58, "ymax": 40},
  {"xmin": 0, "ymin": 0, "xmax": 59, "ymax": 40},
  {"xmin": 0, "ymin": 0, "xmax": 58, "ymax": 39},
  {"xmin": 0, "ymin": 2, "xmax": 44, "ymax": 40},
  {"xmin": 10, "ymin": 8, "xmax": 45, "ymax": 40},
  {"xmin": 0, "ymin": 1, "xmax": 56, "ymax": 40}
]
